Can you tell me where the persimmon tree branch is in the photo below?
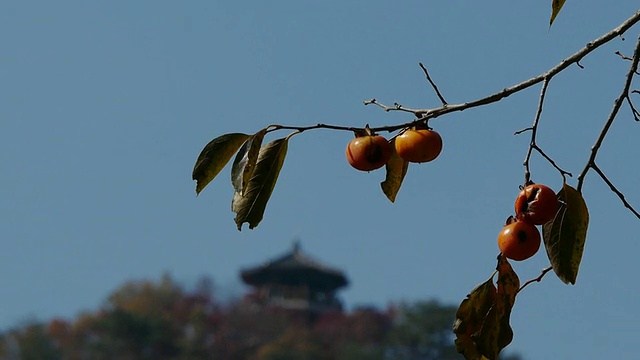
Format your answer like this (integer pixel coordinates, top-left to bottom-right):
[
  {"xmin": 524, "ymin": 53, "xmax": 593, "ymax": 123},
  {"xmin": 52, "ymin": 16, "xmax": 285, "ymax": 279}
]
[
  {"xmin": 628, "ymin": 96, "xmax": 640, "ymax": 121},
  {"xmin": 269, "ymin": 10, "xmax": 640, "ymax": 137},
  {"xmin": 518, "ymin": 79, "xmax": 572, "ymax": 184},
  {"xmin": 419, "ymin": 62, "xmax": 448, "ymax": 106},
  {"xmin": 518, "ymin": 266, "xmax": 553, "ymax": 293},
  {"xmin": 268, "ymin": 118, "xmax": 416, "ymax": 135},
  {"xmin": 591, "ymin": 164, "xmax": 640, "ymax": 218},
  {"xmin": 576, "ymin": 35, "xmax": 640, "ymax": 219},
  {"xmin": 368, "ymin": 10, "xmax": 640, "ymax": 122},
  {"xmin": 521, "ymin": 79, "xmax": 550, "ymax": 184},
  {"xmin": 618, "ymin": 49, "xmax": 640, "ymax": 121}
]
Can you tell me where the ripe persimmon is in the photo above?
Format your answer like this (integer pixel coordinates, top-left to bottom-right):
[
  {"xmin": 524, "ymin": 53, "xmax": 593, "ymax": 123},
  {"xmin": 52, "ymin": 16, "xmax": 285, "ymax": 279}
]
[
  {"xmin": 346, "ymin": 135, "xmax": 392, "ymax": 171},
  {"xmin": 515, "ymin": 184, "xmax": 558, "ymax": 225},
  {"xmin": 394, "ymin": 129, "xmax": 442, "ymax": 163},
  {"xmin": 497, "ymin": 220, "xmax": 541, "ymax": 261}
]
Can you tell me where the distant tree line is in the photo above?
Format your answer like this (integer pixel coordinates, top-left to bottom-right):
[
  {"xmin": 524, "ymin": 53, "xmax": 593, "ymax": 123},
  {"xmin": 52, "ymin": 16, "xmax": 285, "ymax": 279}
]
[{"xmin": 0, "ymin": 274, "xmax": 521, "ymax": 359}]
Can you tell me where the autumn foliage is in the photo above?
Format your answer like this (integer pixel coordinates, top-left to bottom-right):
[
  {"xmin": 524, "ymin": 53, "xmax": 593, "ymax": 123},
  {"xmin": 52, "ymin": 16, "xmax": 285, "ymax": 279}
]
[{"xmin": 0, "ymin": 275, "xmax": 512, "ymax": 360}]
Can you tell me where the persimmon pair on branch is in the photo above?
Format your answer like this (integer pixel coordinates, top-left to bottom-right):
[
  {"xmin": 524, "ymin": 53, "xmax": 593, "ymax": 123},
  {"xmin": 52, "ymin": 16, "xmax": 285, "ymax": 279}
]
[
  {"xmin": 498, "ymin": 183, "xmax": 558, "ymax": 261},
  {"xmin": 345, "ymin": 124, "xmax": 442, "ymax": 171}
]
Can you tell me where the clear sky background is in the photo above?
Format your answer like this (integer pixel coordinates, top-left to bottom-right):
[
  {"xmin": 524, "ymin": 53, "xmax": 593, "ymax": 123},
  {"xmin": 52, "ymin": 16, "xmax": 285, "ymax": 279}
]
[{"xmin": 2, "ymin": 1, "xmax": 639, "ymax": 359}]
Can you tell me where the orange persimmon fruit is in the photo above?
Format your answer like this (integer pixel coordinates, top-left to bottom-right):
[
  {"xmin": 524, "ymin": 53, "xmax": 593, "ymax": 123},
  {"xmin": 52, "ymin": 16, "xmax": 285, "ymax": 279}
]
[
  {"xmin": 497, "ymin": 220, "xmax": 541, "ymax": 261},
  {"xmin": 346, "ymin": 135, "xmax": 392, "ymax": 171},
  {"xmin": 394, "ymin": 129, "xmax": 443, "ymax": 163},
  {"xmin": 515, "ymin": 183, "xmax": 559, "ymax": 225}
]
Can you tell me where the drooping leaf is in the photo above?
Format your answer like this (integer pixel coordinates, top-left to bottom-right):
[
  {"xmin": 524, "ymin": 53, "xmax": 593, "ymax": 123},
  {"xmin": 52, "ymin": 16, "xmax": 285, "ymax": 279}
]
[
  {"xmin": 454, "ymin": 276, "xmax": 496, "ymax": 360},
  {"xmin": 454, "ymin": 256, "xmax": 520, "ymax": 360},
  {"xmin": 231, "ymin": 128, "xmax": 267, "ymax": 196},
  {"xmin": 542, "ymin": 182, "xmax": 589, "ymax": 284},
  {"xmin": 380, "ymin": 138, "xmax": 409, "ymax": 203},
  {"xmin": 550, "ymin": 0, "xmax": 567, "ymax": 27},
  {"xmin": 232, "ymin": 138, "xmax": 288, "ymax": 231},
  {"xmin": 192, "ymin": 133, "xmax": 250, "ymax": 195},
  {"xmin": 474, "ymin": 257, "xmax": 519, "ymax": 360}
]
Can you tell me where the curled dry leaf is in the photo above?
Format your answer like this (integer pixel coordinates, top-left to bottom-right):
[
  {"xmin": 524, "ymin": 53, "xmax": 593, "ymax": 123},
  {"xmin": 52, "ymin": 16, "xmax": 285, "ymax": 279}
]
[
  {"xmin": 192, "ymin": 133, "xmax": 250, "ymax": 195},
  {"xmin": 232, "ymin": 138, "xmax": 289, "ymax": 231},
  {"xmin": 454, "ymin": 276, "xmax": 496, "ymax": 360},
  {"xmin": 454, "ymin": 255, "xmax": 519, "ymax": 360},
  {"xmin": 231, "ymin": 128, "xmax": 267, "ymax": 196},
  {"xmin": 380, "ymin": 138, "xmax": 409, "ymax": 203}
]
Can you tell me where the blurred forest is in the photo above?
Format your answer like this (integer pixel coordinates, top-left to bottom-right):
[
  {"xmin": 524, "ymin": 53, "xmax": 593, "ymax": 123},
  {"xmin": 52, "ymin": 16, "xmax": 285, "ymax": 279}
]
[{"xmin": 0, "ymin": 274, "xmax": 522, "ymax": 360}]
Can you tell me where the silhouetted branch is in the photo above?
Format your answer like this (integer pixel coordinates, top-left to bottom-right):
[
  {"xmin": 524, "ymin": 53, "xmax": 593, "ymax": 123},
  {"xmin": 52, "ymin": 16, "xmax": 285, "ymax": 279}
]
[
  {"xmin": 271, "ymin": 12, "xmax": 640, "ymax": 138},
  {"xmin": 409, "ymin": 10, "xmax": 640, "ymax": 121},
  {"xmin": 514, "ymin": 127, "xmax": 533, "ymax": 135},
  {"xmin": 520, "ymin": 79, "xmax": 571, "ymax": 180},
  {"xmin": 532, "ymin": 144, "xmax": 572, "ymax": 179},
  {"xmin": 419, "ymin": 63, "xmax": 448, "ymax": 105},
  {"xmin": 616, "ymin": 50, "xmax": 634, "ymax": 61},
  {"xmin": 362, "ymin": 99, "xmax": 422, "ymax": 115},
  {"xmin": 627, "ymin": 96, "xmax": 640, "ymax": 121},
  {"xmin": 591, "ymin": 163, "xmax": 640, "ymax": 218},
  {"xmin": 518, "ymin": 266, "xmax": 553, "ymax": 293},
  {"xmin": 521, "ymin": 76, "xmax": 544, "ymax": 184},
  {"xmin": 362, "ymin": 10, "xmax": 640, "ymax": 122},
  {"xmin": 576, "ymin": 35, "xmax": 640, "ymax": 218}
]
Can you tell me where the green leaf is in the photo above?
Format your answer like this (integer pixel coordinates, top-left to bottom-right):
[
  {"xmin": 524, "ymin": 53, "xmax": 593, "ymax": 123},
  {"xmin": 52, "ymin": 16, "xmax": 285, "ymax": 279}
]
[
  {"xmin": 380, "ymin": 138, "xmax": 409, "ymax": 203},
  {"xmin": 232, "ymin": 138, "xmax": 289, "ymax": 231},
  {"xmin": 542, "ymin": 183, "xmax": 589, "ymax": 284},
  {"xmin": 550, "ymin": 0, "xmax": 567, "ymax": 27},
  {"xmin": 454, "ymin": 276, "xmax": 496, "ymax": 360},
  {"xmin": 231, "ymin": 128, "xmax": 267, "ymax": 196},
  {"xmin": 192, "ymin": 133, "xmax": 250, "ymax": 195}
]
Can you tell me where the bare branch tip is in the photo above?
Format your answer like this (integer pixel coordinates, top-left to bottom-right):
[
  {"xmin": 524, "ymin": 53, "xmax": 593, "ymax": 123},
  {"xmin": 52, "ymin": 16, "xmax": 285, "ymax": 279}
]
[
  {"xmin": 514, "ymin": 127, "xmax": 533, "ymax": 135},
  {"xmin": 616, "ymin": 50, "xmax": 634, "ymax": 61},
  {"xmin": 518, "ymin": 266, "xmax": 553, "ymax": 293}
]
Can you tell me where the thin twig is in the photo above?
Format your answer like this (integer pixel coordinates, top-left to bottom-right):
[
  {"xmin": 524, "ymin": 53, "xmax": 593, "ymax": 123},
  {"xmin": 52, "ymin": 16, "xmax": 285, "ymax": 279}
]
[
  {"xmin": 514, "ymin": 127, "xmax": 533, "ymax": 135},
  {"xmin": 532, "ymin": 144, "xmax": 573, "ymax": 178},
  {"xmin": 362, "ymin": 10, "xmax": 640, "ymax": 122},
  {"xmin": 522, "ymin": 79, "xmax": 551, "ymax": 184},
  {"xmin": 591, "ymin": 163, "xmax": 640, "ymax": 218},
  {"xmin": 518, "ymin": 266, "xmax": 553, "ymax": 293},
  {"xmin": 518, "ymin": 78, "xmax": 572, "ymax": 182},
  {"xmin": 268, "ymin": 119, "xmax": 420, "ymax": 135},
  {"xmin": 363, "ymin": 99, "xmax": 422, "ymax": 114},
  {"xmin": 627, "ymin": 96, "xmax": 640, "ymax": 121},
  {"xmin": 419, "ymin": 63, "xmax": 448, "ymax": 105},
  {"xmin": 616, "ymin": 50, "xmax": 634, "ymax": 61},
  {"xmin": 577, "ymin": 35, "xmax": 640, "ymax": 197},
  {"xmin": 515, "ymin": 78, "xmax": 572, "ymax": 185},
  {"xmin": 277, "ymin": 12, "xmax": 640, "ymax": 138},
  {"xmin": 412, "ymin": 10, "xmax": 640, "ymax": 121}
]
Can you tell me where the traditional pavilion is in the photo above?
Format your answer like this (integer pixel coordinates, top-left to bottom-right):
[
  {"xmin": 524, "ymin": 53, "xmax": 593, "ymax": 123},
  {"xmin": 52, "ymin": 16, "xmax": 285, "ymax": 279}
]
[{"xmin": 240, "ymin": 242, "xmax": 349, "ymax": 315}]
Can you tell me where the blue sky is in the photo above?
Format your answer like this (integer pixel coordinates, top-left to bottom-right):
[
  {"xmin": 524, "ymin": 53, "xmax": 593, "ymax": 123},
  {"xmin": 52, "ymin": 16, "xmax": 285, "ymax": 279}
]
[{"xmin": 1, "ymin": 1, "xmax": 639, "ymax": 359}]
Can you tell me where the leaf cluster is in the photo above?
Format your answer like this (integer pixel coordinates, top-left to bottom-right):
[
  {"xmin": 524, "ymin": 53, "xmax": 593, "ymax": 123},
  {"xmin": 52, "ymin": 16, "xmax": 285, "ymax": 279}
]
[
  {"xmin": 193, "ymin": 128, "xmax": 291, "ymax": 230},
  {"xmin": 454, "ymin": 255, "xmax": 519, "ymax": 360}
]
